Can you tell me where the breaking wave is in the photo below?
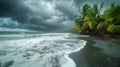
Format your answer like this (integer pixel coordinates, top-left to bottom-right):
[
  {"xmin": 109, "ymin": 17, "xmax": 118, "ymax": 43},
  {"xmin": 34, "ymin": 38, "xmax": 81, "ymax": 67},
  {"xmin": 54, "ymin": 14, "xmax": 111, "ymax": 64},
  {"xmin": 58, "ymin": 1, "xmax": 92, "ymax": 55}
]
[{"xmin": 0, "ymin": 33, "xmax": 87, "ymax": 67}]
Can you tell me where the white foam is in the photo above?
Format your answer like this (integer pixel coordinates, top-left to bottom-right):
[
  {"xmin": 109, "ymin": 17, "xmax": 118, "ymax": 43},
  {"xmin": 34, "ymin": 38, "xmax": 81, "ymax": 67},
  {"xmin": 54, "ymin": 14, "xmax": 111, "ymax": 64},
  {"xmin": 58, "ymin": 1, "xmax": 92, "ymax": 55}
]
[{"xmin": 0, "ymin": 33, "xmax": 86, "ymax": 67}]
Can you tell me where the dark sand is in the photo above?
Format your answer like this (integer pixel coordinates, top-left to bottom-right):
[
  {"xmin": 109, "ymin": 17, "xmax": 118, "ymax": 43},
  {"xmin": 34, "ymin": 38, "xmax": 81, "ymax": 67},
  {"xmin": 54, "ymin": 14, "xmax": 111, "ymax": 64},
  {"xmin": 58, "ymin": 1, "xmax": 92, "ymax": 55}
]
[{"xmin": 70, "ymin": 37, "xmax": 120, "ymax": 67}]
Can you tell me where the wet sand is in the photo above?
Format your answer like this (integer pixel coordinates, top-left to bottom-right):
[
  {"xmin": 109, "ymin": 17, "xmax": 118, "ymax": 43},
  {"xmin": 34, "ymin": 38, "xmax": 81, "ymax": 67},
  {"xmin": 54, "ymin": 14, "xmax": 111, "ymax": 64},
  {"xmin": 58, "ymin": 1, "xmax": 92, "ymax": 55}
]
[{"xmin": 70, "ymin": 37, "xmax": 120, "ymax": 67}]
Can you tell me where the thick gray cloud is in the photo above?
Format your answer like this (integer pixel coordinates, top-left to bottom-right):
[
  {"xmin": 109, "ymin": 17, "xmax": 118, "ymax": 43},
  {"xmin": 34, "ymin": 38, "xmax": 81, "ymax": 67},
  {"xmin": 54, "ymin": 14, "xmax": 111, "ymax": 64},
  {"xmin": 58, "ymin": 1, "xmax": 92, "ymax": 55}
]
[
  {"xmin": 0, "ymin": 0, "xmax": 120, "ymax": 32},
  {"xmin": 0, "ymin": 0, "xmax": 77, "ymax": 32},
  {"xmin": 0, "ymin": 0, "xmax": 31, "ymax": 21}
]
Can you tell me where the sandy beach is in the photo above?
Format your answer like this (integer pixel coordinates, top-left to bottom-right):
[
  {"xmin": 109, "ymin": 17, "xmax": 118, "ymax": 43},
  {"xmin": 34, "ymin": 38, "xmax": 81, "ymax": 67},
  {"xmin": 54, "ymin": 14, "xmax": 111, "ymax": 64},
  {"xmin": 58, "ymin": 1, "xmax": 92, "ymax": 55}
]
[{"xmin": 70, "ymin": 36, "xmax": 120, "ymax": 67}]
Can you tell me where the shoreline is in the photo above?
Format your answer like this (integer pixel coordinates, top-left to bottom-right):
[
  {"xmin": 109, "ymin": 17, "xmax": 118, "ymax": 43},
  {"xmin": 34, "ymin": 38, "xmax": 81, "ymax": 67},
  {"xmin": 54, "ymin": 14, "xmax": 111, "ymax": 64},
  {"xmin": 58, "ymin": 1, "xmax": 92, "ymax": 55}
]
[
  {"xmin": 69, "ymin": 36, "xmax": 120, "ymax": 67},
  {"xmin": 73, "ymin": 32, "xmax": 120, "ymax": 40},
  {"xmin": 69, "ymin": 37, "xmax": 95, "ymax": 67}
]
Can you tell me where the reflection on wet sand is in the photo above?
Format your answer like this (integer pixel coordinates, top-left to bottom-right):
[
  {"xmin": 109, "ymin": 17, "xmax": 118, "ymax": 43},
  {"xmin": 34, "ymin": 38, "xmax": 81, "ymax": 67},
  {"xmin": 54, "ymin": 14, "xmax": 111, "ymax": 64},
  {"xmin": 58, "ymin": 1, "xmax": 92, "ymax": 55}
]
[{"xmin": 70, "ymin": 37, "xmax": 120, "ymax": 67}]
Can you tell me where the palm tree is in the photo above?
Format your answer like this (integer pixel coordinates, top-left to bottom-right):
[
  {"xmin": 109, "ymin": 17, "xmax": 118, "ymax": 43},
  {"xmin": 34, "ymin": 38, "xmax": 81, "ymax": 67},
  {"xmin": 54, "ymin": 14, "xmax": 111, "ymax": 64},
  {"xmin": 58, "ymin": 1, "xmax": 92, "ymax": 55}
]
[
  {"xmin": 74, "ymin": 4, "xmax": 91, "ymax": 33},
  {"xmin": 74, "ymin": 2, "xmax": 104, "ymax": 34},
  {"xmin": 80, "ymin": 4, "xmax": 91, "ymax": 18},
  {"xmin": 88, "ymin": 2, "xmax": 104, "ymax": 22}
]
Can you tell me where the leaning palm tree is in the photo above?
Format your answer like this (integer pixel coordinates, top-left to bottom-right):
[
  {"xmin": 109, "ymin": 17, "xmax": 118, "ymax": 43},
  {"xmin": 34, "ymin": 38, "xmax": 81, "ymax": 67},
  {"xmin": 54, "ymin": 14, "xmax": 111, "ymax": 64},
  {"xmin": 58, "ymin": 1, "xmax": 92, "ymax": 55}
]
[
  {"xmin": 74, "ymin": 3, "xmax": 104, "ymax": 33},
  {"xmin": 74, "ymin": 4, "xmax": 91, "ymax": 33},
  {"xmin": 76, "ymin": 3, "xmax": 91, "ymax": 25},
  {"xmin": 86, "ymin": 2, "xmax": 104, "ymax": 31},
  {"xmin": 88, "ymin": 2, "xmax": 104, "ymax": 21},
  {"xmin": 80, "ymin": 4, "xmax": 91, "ymax": 18}
]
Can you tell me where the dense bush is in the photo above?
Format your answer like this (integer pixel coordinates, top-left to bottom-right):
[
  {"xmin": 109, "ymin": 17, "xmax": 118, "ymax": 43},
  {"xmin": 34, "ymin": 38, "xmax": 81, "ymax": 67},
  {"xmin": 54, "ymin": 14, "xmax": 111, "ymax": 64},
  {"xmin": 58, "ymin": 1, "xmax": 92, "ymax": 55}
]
[{"xmin": 107, "ymin": 25, "xmax": 120, "ymax": 34}]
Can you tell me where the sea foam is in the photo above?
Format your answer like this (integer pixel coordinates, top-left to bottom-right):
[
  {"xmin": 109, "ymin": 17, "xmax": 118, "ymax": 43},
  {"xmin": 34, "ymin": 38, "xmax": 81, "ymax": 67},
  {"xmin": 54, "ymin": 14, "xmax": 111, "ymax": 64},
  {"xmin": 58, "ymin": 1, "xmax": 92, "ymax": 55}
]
[{"xmin": 0, "ymin": 33, "xmax": 86, "ymax": 67}]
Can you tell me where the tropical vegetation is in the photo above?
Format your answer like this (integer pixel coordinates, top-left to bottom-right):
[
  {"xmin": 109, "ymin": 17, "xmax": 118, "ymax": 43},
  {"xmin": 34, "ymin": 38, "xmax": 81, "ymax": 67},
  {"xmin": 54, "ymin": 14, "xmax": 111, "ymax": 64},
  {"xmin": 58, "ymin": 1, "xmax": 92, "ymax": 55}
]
[{"xmin": 73, "ymin": 3, "xmax": 120, "ymax": 37}]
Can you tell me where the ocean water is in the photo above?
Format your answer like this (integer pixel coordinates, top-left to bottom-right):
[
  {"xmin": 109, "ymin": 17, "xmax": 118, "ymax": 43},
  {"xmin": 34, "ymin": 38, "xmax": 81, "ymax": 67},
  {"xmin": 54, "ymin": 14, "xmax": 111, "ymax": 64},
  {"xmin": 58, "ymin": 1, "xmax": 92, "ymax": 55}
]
[{"xmin": 0, "ymin": 33, "xmax": 87, "ymax": 67}]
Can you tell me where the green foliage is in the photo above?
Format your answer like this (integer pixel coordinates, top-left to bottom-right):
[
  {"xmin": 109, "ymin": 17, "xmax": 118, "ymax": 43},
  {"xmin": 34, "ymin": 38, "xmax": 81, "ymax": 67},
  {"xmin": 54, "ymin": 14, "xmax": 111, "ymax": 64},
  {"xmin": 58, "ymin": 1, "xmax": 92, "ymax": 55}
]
[
  {"xmin": 93, "ymin": 4, "xmax": 99, "ymax": 17},
  {"xmin": 107, "ymin": 25, "xmax": 120, "ymax": 34},
  {"xmin": 87, "ymin": 2, "xmax": 104, "ymax": 20},
  {"xmin": 111, "ymin": 3, "xmax": 115, "ymax": 8},
  {"xmin": 75, "ymin": 19, "xmax": 82, "ymax": 26},
  {"xmin": 74, "ymin": 25, "xmax": 82, "ymax": 33},
  {"xmin": 100, "ymin": 2, "xmax": 104, "ymax": 10},
  {"xmin": 74, "ymin": 2, "xmax": 120, "ymax": 36},
  {"xmin": 80, "ymin": 4, "xmax": 91, "ymax": 17},
  {"xmin": 97, "ymin": 22, "xmax": 108, "ymax": 30},
  {"xmin": 103, "ymin": 5, "xmax": 120, "ymax": 20},
  {"xmin": 87, "ymin": 21, "xmax": 96, "ymax": 30}
]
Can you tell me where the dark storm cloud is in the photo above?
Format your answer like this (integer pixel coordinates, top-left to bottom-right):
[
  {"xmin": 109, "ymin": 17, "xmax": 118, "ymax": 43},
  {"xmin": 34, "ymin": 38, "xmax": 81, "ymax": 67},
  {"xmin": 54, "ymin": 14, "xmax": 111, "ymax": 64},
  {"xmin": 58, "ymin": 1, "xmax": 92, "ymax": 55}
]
[
  {"xmin": 55, "ymin": 0, "xmax": 77, "ymax": 20},
  {"xmin": 0, "ymin": 0, "xmax": 77, "ymax": 32},
  {"xmin": 0, "ymin": 0, "xmax": 31, "ymax": 20},
  {"xmin": 0, "ymin": 0, "xmax": 19, "ymax": 17}
]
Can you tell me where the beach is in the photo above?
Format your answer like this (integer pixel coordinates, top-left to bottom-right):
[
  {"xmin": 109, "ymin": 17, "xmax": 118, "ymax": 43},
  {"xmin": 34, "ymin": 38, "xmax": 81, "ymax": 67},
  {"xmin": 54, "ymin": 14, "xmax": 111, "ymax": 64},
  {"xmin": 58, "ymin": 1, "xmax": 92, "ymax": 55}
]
[{"xmin": 70, "ymin": 36, "xmax": 120, "ymax": 67}]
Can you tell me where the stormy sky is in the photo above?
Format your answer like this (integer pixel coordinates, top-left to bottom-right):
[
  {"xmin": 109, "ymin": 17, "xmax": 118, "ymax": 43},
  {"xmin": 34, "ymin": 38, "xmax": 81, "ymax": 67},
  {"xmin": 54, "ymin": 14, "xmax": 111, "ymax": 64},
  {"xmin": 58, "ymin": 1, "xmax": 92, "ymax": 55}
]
[{"xmin": 0, "ymin": 0, "xmax": 120, "ymax": 32}]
